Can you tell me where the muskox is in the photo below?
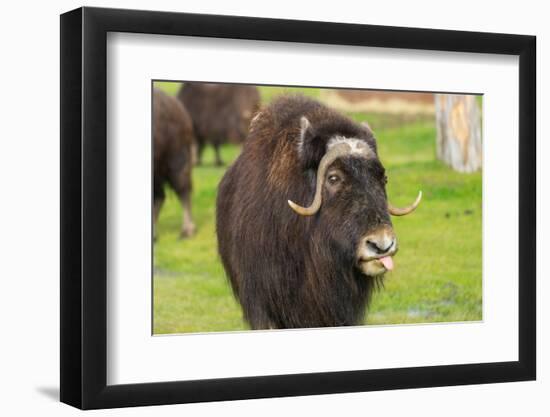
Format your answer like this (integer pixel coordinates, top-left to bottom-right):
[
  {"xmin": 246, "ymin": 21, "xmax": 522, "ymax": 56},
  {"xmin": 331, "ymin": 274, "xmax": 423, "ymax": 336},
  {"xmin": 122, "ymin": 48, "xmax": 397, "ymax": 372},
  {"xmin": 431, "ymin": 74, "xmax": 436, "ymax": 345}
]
[
  {"xmin": 177, "ymin": 83, "xmax": 260, "ymax": 166},
  {"xmin": 216, "ymin": 95, "xmax": 421, "ymax": 329},
  {"xmin": 153, "ymin": 88, "xmax": 196, "ymax": 238}
]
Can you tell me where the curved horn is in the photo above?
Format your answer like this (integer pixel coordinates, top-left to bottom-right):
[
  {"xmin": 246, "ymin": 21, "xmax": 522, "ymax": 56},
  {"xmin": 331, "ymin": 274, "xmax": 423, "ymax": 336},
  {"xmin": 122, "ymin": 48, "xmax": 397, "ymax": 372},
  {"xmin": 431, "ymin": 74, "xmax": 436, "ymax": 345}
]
[
  {"xmin": 388, "ymin": 191, "xmax": 422, "ymax": 216},
  {"xmin": 288, "ymin": 143, "xmax": 352, "ymax": 216}
]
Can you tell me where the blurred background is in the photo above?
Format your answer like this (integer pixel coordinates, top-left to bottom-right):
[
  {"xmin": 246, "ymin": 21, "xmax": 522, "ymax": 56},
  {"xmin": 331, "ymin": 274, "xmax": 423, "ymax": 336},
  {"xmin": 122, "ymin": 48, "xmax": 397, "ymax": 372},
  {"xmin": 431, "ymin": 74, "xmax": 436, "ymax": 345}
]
[{"xmin": 153, "ymin": 81, "xmax": 483, "ymax": 334}]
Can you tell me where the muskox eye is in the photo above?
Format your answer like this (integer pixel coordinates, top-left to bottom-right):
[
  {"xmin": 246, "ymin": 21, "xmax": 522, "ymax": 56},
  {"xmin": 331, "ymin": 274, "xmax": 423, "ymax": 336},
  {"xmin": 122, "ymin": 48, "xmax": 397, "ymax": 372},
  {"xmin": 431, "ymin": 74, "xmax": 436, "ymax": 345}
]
[{"xmin": 328, "ymin": 174, "xmax": 341, "ymax": 185}]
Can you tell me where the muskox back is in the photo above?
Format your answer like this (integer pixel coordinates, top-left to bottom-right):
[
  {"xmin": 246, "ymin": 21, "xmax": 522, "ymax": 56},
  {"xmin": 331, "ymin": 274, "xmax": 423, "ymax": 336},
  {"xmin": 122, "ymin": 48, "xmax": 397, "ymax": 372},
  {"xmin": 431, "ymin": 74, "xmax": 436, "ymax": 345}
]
[
  {"xmin": 177, "ymin": 83, "xmax": 260, "ymax": 166},
  {"xmin": 153, "ymin": 88, "xmax": 196, "ymax": 238}
]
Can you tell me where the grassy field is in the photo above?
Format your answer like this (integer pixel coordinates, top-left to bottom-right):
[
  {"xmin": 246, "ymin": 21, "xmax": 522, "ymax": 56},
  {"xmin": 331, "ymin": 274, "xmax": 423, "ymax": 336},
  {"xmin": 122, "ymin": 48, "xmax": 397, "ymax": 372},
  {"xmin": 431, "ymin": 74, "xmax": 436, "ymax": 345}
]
[{"xmin": 153, "ymin": 82, "xmax": 482, "ymax": 334}]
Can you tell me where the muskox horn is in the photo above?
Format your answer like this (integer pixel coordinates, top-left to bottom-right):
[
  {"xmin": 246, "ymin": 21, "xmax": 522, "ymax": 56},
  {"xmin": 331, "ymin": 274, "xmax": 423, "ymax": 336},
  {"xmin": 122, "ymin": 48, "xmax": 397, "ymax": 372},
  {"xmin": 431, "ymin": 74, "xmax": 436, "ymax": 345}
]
[
  {"xmin": 288, "ymin": 143, "xmax": 353, "ymax": 216},
  {"xmin": 388, "ymin": 191, "xmax": 422, "ymax": 216}
]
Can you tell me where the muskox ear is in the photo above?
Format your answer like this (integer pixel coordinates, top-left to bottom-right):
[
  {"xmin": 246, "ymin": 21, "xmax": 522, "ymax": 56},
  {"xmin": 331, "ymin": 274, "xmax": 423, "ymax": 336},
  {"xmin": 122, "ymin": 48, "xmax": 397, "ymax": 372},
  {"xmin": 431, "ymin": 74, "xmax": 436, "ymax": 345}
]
[{"xmin": 297, "ymin": 116, "xmax": 325, "ymax": 169}]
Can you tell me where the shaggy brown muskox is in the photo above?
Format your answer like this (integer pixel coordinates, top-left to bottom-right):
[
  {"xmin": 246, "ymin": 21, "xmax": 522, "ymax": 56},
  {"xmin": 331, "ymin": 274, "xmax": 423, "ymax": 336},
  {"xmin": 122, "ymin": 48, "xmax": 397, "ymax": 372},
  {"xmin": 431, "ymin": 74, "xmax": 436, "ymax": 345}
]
[
  {"xmin": 153, "ymin": 88, "xmax": 196, "ymax": 239},
  {"xmin": 216, "ymin": 95, "xmax": 421, "ymax": 329},
  {"xmin": 177, "ymin": 83, "xmax": 260, "ymax": 166}
]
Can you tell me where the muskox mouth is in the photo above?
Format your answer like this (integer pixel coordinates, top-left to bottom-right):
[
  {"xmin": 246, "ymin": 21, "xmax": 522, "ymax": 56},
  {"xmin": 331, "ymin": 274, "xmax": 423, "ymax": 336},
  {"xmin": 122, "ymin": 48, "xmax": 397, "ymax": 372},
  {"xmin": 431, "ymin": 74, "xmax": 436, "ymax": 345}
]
[{"xmin": 358, "ymin": 256, "xmax": 394, "ymax": 277}]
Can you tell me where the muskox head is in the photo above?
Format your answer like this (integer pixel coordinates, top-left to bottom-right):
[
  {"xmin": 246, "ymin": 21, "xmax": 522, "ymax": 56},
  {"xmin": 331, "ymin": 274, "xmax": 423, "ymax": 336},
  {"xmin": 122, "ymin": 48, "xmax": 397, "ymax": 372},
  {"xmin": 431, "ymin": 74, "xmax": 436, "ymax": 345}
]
[{"xmin": 288, "ymin": 116, "xmax": 421, "ymax": 278}]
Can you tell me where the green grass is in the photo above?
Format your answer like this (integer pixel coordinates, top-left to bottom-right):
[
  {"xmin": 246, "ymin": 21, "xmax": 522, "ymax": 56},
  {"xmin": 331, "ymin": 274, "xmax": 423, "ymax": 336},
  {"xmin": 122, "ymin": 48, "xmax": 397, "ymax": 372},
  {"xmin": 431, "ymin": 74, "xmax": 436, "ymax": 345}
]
[
  {"xmin": 153, "ymin": 82, "xmax": 482, "ymax": 334},
  {"xmin": 154, "ymin": 81, "xmax": 181, "ymax": 96}
]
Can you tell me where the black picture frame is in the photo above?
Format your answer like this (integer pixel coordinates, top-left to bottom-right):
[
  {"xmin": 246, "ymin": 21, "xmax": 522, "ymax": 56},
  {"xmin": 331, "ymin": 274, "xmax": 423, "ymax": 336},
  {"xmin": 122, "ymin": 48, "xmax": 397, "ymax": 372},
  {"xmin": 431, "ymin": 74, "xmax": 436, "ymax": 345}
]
[{"xmin": 60, "ymin": 6, "xmax": 536, "ymax": 410}]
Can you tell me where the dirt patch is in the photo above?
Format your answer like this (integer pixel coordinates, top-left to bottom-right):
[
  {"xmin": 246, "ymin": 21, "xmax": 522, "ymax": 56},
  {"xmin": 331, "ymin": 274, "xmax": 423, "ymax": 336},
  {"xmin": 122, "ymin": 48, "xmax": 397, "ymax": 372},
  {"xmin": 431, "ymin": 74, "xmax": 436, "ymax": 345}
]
[{"xmin": 321, "ymin": 89, "xmax": 435, "ymax": 115}]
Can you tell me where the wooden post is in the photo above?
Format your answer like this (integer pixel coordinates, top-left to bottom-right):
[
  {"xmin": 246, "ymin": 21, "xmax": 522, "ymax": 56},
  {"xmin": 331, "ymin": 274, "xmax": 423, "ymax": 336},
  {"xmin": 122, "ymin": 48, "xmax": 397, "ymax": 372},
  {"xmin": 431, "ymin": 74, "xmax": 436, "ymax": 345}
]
[{"xmin": 435, "ymin": 94, "xmax": 482, "ymax": 173}]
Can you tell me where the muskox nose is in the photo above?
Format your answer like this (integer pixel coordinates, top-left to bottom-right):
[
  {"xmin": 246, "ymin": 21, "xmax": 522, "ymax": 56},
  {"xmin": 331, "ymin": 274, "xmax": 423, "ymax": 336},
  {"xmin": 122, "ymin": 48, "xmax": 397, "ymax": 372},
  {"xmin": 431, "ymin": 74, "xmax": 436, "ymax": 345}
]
[
  {"xmin": 362, "ymin": 227, "xmax": 397, "ymax": 257},
  {"xmin": 366, "ymin": 238, "xmax": 394, "ymax": 255}
]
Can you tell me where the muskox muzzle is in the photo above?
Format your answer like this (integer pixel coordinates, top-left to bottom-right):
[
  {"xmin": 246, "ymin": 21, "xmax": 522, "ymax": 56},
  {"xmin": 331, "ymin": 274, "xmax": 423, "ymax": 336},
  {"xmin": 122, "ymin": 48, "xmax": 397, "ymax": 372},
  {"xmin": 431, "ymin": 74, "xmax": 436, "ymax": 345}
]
[{"xmin": 357, "ymin": 225, "xmax": 398, "ymax": 277}]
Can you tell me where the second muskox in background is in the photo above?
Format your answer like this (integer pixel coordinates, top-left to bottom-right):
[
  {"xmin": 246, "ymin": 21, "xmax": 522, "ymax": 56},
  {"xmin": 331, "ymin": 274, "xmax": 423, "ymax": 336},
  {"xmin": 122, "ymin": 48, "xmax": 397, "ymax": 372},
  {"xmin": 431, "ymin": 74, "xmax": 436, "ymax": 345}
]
[
  {"xmin": 177, "ymin": 83, "xmax": 260, "ymax": 166},
  {"xmin": 153, "ymin": 88, "xmax": 196, "ymax": 239}
]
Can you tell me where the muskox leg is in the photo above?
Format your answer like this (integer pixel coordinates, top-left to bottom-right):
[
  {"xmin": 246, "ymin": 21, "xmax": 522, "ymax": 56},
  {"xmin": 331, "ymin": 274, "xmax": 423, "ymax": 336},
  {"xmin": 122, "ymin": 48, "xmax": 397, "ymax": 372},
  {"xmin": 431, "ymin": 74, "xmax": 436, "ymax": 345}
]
[
  {"xmin": 240, "ymin": 298, "xmax": 274, "ymax": 330},
  {"xmin": 190, "ymin": 142, "xmax": 199, "ymax": 166},
  {"xmin": 196, "ymin": 141, "xmax": 205, "ymax": 166},
  {"xmin": 213, "ymin": 143, "xmax": 224, "ymax": 167},
  {"xmin": 247, "ymin": 314, "xmax": 276, "ymax": 330},
  {"xmin": 179, "ymin": 190, "xmax": 196, "ymax": 238},
  {"xmin": 168, "ymin": 156, "xmax": 196, "ymax": 239},
  {"xmin": 153, "ymin": 178, "xmax": 165, "ymax": 241},
  {"xmin": 153, "ymin": 198, "xmax": 163, "ymax": 241}
]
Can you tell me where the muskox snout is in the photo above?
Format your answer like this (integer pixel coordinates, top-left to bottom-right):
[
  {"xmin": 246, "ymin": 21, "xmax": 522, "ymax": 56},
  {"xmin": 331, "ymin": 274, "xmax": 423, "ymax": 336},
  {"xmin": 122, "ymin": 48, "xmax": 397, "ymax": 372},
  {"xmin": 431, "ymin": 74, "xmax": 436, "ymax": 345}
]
[
  {"xmin": 362, "ymin": 226, "xmax": 397, "ymax": 257},
  {"xmin": 366, "ymin": 235, "xmax": 395, "ymax": 256},
  {"xmin": 357, "ymin": 226, "xmax": 397, "ymax": 276}
]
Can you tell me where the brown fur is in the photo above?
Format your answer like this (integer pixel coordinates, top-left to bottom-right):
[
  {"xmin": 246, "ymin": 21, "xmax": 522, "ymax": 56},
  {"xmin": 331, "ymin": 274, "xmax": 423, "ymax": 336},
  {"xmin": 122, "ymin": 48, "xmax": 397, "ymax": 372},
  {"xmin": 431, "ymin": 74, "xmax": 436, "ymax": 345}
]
[
  {"xmin": 217, "ymin": 95, "xmax": 393, "ymax": 329},
  {"xmin": 177, "ymin": 83, "xmax": 260, "ymax": 165},
  {"xmin": 153, "ymin": 88, "xmax": 196, "ymax": 238}
]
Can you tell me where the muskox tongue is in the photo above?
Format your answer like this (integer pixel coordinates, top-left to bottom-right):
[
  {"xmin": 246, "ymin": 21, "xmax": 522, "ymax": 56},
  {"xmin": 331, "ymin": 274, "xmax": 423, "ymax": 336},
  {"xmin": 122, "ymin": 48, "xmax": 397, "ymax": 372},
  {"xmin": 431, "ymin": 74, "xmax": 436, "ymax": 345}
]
[{"xmin": 379, "ymin": 256, "xmax": 394, "ymax": 271}]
